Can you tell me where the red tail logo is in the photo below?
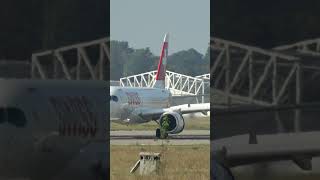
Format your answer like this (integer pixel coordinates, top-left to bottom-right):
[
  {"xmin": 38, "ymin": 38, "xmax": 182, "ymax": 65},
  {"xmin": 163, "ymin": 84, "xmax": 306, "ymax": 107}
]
[{"xmin": 154, "ymin": 33, "xmax": 169, "ymax": 89}]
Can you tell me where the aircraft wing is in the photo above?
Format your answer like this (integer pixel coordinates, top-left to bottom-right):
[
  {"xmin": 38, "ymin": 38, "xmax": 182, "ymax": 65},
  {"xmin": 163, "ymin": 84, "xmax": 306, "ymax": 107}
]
[
  {"xmin": 168, "ymin": 103, "xmax": 210, "ymax": 115},
  {"xmin": 133, "ymin": 103, "xmax": 210, "ymax": 120},
  {"xmin": 110, "ymin": 117, "xmax": 121, "ymax": 121},
  {"xmin": 212, "ymin": 132, "xmax": 320, "ymax": 170}
]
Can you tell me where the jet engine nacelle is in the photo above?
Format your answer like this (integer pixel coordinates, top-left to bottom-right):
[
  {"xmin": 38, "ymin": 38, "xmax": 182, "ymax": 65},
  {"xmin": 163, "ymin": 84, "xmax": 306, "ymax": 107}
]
[{"xmin": 159, "ymin": 112, "xmax": 185, "ymax": 134}]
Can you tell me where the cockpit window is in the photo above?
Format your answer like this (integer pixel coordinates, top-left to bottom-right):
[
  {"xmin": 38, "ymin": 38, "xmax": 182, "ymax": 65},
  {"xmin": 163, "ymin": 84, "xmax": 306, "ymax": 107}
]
[
  {"xmin": 7, "ymin": 108, "xmax": 27, "ymax": 127},
  {"xmin": 110, "ymin": 95, "xmax": 118, "ymax": 102},
  {"xmin": 0, "ymin": 108, "xmax": 26, "ymax": 127}
]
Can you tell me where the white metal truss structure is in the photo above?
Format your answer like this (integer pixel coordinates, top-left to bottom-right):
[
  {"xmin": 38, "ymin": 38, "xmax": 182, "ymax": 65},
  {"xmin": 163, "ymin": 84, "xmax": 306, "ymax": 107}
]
[
  {"xmin": 195, "ymin": 73, "xmax": 210, "ymax": 81},
  {"xmin": 120, "ymin": 70, "xmax": 207, "ymax": 96},
  {"xmin": 194, "ymin": 73, "xmax": 210, "ymax": 103},
  {"xmin": 272, "ymin": 39, "xmax": 320, "ymax": 91},
  {"xmin": 211, "ymin": 37, "xmax": 302, "ymax": 106},
  {"xmin": 31, "ymin": 38, "xmax": 110, "ymax": 80},
  {"xmin": 120, "ymin": 71, "xmax": 157, "ymax": 89},
  {"xmin": 211, "ymin": 37, "xmax": 320, "ymax": 132},
  {"xmin": 273, "ymin": 38, "xmax": 320, "ymax": 56}
]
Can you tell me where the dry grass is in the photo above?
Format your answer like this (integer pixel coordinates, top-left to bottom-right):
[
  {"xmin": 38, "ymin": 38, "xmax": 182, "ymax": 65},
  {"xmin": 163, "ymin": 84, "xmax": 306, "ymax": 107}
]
[
  {"xmin": 235, "ymin": 174, "xmax": 320, "ymax": 180},
  {"xmin": 111, "ymin": 117, "xmax": 210, "ymax": 131},
  {"xmin": 110, "ymin": 144, "xmax": 210, "ymax": 180}
]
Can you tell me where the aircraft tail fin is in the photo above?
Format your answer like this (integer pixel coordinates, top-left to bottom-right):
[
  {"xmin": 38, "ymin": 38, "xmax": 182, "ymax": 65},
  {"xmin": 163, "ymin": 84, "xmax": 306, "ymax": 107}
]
[{"xmin": 153, "ymin": 33, "xmax": 169, "ymax": 89}]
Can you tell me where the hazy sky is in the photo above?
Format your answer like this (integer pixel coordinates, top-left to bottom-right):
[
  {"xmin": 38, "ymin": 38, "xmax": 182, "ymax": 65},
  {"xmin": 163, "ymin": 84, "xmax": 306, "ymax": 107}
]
[{"xmin": 111, "ymin": 0, "xmax": 210, "ymax": 55}]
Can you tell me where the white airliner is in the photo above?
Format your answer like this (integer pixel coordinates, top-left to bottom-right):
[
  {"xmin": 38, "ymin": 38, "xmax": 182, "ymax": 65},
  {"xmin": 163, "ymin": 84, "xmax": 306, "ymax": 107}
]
[
  {"xmin": 0, "ymin": 80, "xmax": 107, "ymax": 180},
  {"xmin": 110, "ymin": 33, "xmax": 210, "ymax": 137}
]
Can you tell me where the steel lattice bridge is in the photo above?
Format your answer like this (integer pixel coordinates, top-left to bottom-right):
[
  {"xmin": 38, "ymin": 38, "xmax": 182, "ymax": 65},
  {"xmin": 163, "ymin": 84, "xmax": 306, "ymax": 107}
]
[
  {"xmin": 31, "ymin": 38, "xmax": 109, "ymax": 80},
  {"xmin": 30, "ymin": 37, "xmax": 210, "ymax": 102},
  {"xmin": 211, "ymin": 37, "xmax": 320, "ymax": 132},
  {"xmin": 196, "ymin": 73, "xmax": 210, "ymax": 80},
  {"xmin": 273, "ymin": 38, "xmax": 320, "ymax": 55},
  {"xmin": 120, "ymin": 70, "xmax": 210, "ymax": 96},
  {"xmin": 28, "ymin": 36, "xmax": 320, "ymax": 131}
]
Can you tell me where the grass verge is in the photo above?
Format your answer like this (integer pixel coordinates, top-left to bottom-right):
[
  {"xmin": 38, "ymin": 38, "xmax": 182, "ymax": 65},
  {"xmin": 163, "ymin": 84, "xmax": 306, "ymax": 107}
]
[{"xmin": 110, "ymin": 144, "xmax": 210, "ymax": 180}]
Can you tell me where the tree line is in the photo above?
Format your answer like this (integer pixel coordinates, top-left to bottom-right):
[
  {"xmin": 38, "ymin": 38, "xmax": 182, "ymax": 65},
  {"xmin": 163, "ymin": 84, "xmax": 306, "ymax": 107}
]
[{"xmin": 110, "ymin": 41, "xmax": 209, "ymax": 80}]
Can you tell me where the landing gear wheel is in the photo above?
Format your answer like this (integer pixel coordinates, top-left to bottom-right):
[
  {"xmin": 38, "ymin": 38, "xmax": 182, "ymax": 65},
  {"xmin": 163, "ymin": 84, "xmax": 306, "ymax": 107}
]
[
  {"xmin": 163, "ymin": 132, "xmax": 168, "ymax": 139},
  {"xmin": 156, "ymin": 128, "xmax": 161, "ymax": 138}
]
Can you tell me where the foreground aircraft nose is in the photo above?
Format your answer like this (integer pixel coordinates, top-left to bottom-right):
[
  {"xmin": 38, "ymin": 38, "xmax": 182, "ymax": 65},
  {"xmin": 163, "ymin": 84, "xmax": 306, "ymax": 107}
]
[{"xmin": 110, "ymin": 100, "xmax": 121, "ymax": 119}]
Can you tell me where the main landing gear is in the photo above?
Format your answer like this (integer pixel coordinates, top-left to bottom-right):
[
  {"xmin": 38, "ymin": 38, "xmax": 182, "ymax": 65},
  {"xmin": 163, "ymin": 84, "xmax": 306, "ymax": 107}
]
[
  {"xmin": 156, "ymin": 128, "xmax": 161, "ymax": 138},
  {"xmin": 155, "ymin": 128, "xmax": 168, "ymax": 139},
  {"xmin": 154, "ymin": 120, "xmax": 168, "ymax": 139}
]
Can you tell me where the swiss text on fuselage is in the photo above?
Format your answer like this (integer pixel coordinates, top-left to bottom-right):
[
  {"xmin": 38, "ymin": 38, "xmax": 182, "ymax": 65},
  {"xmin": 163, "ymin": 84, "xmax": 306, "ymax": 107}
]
[{"xmin": 49, "ymin": 96, "xmax": 98, "ymax": 138}]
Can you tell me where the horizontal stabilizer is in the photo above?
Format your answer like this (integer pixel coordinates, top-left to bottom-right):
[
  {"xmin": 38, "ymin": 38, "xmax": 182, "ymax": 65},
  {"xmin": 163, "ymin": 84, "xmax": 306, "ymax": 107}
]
[{"xmin": 212, "ymin": 132, "xmax": 320, "ymax": 168}]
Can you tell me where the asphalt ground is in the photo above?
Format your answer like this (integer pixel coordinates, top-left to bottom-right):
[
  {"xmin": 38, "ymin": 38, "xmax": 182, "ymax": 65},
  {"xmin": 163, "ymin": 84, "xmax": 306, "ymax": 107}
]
[{"xmin": 110, "ymin": 130, "xmax": 210, "ymax": 145}]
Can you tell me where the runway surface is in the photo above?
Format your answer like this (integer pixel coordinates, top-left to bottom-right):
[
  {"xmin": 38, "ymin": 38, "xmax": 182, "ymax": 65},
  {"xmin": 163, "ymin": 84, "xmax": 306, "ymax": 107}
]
[{"xmin": 110, "ymin": 130, "xmax": 210, "ymax": 145}]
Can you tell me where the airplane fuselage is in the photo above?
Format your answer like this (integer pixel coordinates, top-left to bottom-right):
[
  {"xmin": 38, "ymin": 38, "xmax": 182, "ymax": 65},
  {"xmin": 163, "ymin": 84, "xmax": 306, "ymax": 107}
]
[
  {"xmin": 0, "ymin": 79, "xmax": 107, "ymax": 179},
  {"xmin": 109, "ymin": 33, "xmax": 210, "ymax": 138},
  {"xmin": 110, "ymin": 86, "xmax": 171, "ymax": 123}
]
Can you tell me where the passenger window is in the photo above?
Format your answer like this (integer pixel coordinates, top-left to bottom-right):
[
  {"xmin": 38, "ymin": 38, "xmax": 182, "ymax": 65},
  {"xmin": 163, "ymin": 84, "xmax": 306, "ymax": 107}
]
[
  {"xmin": 7, "ymin": 108, "xmax": 27, "ymax": 127},
  {"xmin": 0, "ymin": 109, "xmax": 5, "ymax": 123}
]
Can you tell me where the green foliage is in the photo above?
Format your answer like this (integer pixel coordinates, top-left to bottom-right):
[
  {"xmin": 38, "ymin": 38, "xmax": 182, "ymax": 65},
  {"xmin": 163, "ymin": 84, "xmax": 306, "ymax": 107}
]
[
  {"xmin": 110, "ymin": 41, "xmax": 133, "ymax": 80},
  {"xmin": 168, "ymin": 48, "xmax": 207, "ymax": 76},
  {"xmin": 123, "ymin": 48, "xmax": 154, "ymax": 76},
  {"xmin": 160, "ymin": 115, "xmax": 170, "ymax": 139},
  {"xmin": 110, "ymin": 41, "xmax": 209, "ymax": 80}
]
